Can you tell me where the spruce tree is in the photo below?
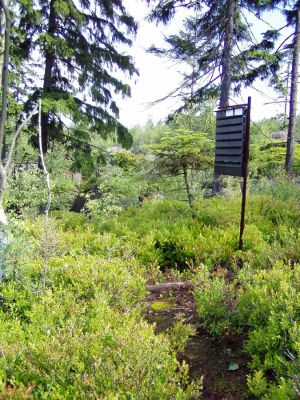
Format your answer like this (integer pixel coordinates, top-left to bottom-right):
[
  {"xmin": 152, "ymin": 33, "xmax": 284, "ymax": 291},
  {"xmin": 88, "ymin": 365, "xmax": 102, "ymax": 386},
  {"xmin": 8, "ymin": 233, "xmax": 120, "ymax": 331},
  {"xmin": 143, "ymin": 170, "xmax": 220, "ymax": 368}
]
[
  {"xmin": 247, "ymin": 0, "xmax": 300, "ymax": 172},
  {"xmin": 12, "ymin": 0, "xmax": 137, "ymax": 153},
  {"xmin": 148, "ymin": 0, "xmax": 281, "ymax": 110},
  {"xmin": 149, "ymin": 0, "xmax": 286, "ymax": 192}
]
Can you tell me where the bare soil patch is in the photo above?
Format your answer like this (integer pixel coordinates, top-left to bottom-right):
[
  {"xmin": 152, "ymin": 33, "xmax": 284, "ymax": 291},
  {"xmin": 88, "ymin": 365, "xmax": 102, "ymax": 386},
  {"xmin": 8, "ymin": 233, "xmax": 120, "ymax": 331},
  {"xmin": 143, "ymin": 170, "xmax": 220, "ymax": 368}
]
[{"xmin": 143, "ymin": 286, "xmax": 254, "ymax": 400}]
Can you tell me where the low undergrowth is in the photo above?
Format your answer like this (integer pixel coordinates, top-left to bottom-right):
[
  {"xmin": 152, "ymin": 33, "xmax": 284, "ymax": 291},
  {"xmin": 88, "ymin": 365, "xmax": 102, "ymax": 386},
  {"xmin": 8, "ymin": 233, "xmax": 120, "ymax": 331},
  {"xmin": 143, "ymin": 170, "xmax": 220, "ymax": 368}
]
[
  {"xmin": 2, "ymin": 193, "xmax": 300, "ymax": 399},
  {"xmin": 88, "ymin": 194, "xmax": 300, "ymax": 398},
  {"xmin": 0, "ymin": 218, "xmax": 199, "ymax": 399},
  {"xmin": 92, "ymin": 195, "xmax": 300, "ymax": 274}
]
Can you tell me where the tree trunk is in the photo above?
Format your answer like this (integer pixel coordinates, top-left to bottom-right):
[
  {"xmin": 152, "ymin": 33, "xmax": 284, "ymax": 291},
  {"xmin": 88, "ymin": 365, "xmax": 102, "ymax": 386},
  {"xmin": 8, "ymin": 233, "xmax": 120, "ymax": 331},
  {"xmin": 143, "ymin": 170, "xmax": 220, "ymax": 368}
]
[
  {"xmin": 213, "ymin": 0, "xmax": 236, "ymax": 194},
  {"xmin": 0, "ymin": 7, "xmax": 6, "ymax": 91},
  {"xmin": 219, "ymin": 0, "xmax": 235, "ymax": 108},
  {"xmin": 285, "ymin": 5, "xmax": 300, "ymax": 173},
  {"xmin": 0, "ymin": 163, "xmax": 7, "ymax": 224},
  {"xmin": 182, "ymin": 164, "xmax": 194, "ymax": 211},
  {"xmin": 0, "ymin": 0, "xmax": 10, "ymax": 162},
  {"xmin": 41, "ymin": 0, "xmax": 56, "ymax": 155}
]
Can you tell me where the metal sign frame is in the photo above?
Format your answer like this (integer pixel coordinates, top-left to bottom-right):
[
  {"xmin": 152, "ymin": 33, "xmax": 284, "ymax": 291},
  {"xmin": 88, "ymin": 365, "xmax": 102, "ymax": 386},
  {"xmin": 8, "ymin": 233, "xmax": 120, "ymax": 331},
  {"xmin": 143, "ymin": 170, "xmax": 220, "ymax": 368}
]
[{"xmin": 214, "ymin": 97, "xmax": 251, "ymax": 250}]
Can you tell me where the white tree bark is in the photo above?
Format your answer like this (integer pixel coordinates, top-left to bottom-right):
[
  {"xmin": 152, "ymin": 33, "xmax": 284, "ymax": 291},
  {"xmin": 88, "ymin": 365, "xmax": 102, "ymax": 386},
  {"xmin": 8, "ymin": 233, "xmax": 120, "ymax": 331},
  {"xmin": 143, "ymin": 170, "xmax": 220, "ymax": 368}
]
[{"xmin": 38, "ymin": 99, "xmax": 51, "ymax": 290}]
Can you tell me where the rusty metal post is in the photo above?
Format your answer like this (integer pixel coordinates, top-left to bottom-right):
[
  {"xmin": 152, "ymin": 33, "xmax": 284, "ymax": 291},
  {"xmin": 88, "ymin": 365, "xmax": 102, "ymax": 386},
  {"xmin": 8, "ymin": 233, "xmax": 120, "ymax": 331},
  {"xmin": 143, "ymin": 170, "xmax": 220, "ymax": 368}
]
[{"xmin": 239, "ymin": 97, "xmax": 251, "ymax": 250}]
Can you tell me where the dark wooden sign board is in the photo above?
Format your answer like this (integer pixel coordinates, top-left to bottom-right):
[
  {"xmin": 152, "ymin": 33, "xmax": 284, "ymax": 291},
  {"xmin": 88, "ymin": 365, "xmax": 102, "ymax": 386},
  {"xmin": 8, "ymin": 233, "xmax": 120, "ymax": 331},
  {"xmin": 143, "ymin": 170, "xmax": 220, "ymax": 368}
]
[{"xmin": 214, "ymin": 97, "xmax": 251, "ymax": 250}]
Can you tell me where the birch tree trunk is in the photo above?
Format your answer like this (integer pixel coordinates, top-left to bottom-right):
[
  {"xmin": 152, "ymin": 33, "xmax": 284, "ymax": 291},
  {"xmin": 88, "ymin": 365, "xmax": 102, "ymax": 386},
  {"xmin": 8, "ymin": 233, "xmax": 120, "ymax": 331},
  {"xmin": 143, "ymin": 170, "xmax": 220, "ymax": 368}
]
[
  {"xmin": 0, "ymin": 163, "xmax": 7, "ymax": 224},
  {"xmin": 0, "ymin": 7, "xmax": 6, "ymax": 90},
  {"xmin": 285, "ymin": 5, "xmax": 300, "ymax": 173}
]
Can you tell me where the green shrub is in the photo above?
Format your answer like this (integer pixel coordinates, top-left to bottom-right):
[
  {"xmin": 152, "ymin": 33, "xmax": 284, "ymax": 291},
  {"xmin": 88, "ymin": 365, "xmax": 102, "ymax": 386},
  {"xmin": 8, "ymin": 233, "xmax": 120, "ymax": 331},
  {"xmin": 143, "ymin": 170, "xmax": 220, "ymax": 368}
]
[
  {"xmin": 194, "ymin": 268, "xmax": 234, "ymax": 334},
  {"xmin": 166, "ymin": 320, "xmax": 196, "ymax": 353},
  {"xmin": 251, "ymin": 142, "xmax": 300, "ymax": 176},
  {"xmin": 154, "ymin": 239, "xmax": 196, "ymax": 272},
  {"xmin": 0, "ymin": 290, "xmax": 199, "ymax": 399},
  {"xmin": 236, "ymin": 263, "xmax": 300, "ymax": 399},
  {"xmin": 93, "ymin": 196, "xmax": 300, "ymax": 275},
  {"xmin": 8, "ymin": 167, "xmax": 76, "ymax": 217},
  {"xmin": 0, "ymin": 217, "xmax": 199, "ymax": 399}
]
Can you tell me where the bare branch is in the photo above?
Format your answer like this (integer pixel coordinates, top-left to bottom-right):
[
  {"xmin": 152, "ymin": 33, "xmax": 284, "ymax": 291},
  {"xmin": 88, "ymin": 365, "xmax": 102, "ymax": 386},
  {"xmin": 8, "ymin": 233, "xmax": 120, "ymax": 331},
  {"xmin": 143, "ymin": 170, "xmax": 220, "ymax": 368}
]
[{"xmin": 38, "ymin": 99, "xmax": 52, "ymax": 291}]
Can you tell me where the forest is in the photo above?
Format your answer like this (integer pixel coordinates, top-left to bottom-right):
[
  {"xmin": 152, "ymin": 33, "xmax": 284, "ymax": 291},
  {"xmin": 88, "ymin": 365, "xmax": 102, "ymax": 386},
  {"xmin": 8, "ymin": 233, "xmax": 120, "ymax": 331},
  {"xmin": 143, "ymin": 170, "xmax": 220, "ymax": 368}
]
[{"xmin": 0, "ymin": 0, "xmax": 300, "ymax": 399}]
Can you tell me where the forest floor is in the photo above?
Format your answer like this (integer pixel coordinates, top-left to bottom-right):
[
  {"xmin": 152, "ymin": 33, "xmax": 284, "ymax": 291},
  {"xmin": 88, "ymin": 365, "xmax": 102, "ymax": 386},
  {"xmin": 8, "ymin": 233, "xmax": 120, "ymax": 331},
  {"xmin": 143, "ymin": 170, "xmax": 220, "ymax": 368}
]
[{"xmin": 143, "ymin": 284, "xmax": 254, "ymax": 400}]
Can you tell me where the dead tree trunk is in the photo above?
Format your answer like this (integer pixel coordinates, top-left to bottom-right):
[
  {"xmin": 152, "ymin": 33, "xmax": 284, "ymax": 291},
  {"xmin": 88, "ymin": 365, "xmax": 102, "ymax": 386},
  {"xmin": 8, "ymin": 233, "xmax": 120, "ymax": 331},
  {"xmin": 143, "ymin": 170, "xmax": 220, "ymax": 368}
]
[
  {"xmin": 213, "ymin": 0, "xmax": 235, "ymax": 194},
  {"xmin": 285, "ymin": 5, "xmax": 300, "ymax": 173},
  {"xmin": 146, "ymin": 282, "xmax": 193, "ymax": 293}
]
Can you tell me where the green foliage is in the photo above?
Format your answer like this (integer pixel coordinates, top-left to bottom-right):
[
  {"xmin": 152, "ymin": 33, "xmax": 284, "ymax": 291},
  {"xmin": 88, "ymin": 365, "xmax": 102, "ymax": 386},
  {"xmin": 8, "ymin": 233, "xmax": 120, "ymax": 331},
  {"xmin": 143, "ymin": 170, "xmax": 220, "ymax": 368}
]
[
  {"xmin": 194, "ymin": 271, "xmax": 234, "ymax": 335},
  {"xmin": 98, "ymin": 194, "xmax": 300, "ymax": 273},
  {"xmin": 250, "ymin": 116, "xmax": 284, "ymax": 145},
  {"xmin": 130, "ymin": 119, "xmax": 169, "ymax": 151},
  {"xmin": 148, "ymin": 128, "xmax": 213, "ymax": 207},
  {"xmin": 4, "ymin": 175, "xmax": 300, "ymax": 398},
  {"xmin": 83, "ymin": 164, "xmax": 152, "ymax": 218},
  {"xmin": 247, "ymin": 370, "xmax": 270, "ymax": 398},
  {"xmin": 154, "ymin": 239, "xmax": 196, "ymax": 272},
  {"xmin": 168, "ymin": 104, "xmax": 216, "ymax": 139},
  {"xmin": 166, "ymin": 320, "xmax": 196, "ymax": 353},
  {"xmin": 7, "ymin": 146, "xmax": 76, "ymax": 217},
  {"xmin": 0, "ymin": 217, "xmax": 199, "ymax": 399},
  {"xmin": 8, "ymin": 167, "xmax": 75, "ymax": 217},
  {"xmin": 13, "ymin": 0, "xmax": 137, "ymax": 149},
  {"xmin": 148, "ymin": 0, "xmax": 279, "ymax": 110},
  {"xmin": 234, "ymin": 263, "xmax": 300, "ymax": 398},
  {"xmin": 149, "ymin": 129, "xmax": 213, "ymax": 174},
  {"xmin": 250, "ymin": 175, "xmax": 300, "ymax": 201},
  {"xmin": 93, "ymin": 190, "xmax": 300, "ymax": 398},
  {"xmin": 251, "ymin": 142, "xmax": 300, "ymax": 176},
  {"xmin": 113, "ymin": 149, "xmax": 139, "ymax": 170}
]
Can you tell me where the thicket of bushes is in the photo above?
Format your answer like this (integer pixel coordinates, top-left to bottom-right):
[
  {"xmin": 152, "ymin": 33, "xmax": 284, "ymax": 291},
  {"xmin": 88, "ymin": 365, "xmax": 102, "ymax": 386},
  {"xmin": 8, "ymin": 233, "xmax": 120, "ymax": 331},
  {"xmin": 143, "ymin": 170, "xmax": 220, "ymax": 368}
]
[
  {"xmin": 0, "ymin": 218, "xmax": 199, "ymax": 399},
  {"xmin": 89, "ymin": 194, "xmax": 300, "ymax": 399},
  {"xmin": 4, "ymin": 131, "xmax": 300, "ymax": 399}
]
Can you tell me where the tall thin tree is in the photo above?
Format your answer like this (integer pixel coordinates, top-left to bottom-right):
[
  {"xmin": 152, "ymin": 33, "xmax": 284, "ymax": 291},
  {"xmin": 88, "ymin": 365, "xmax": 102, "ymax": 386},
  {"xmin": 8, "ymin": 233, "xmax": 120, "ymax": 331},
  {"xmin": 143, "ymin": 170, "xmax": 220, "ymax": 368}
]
[
  {"xmin": 285, "ymin": 2, "xmax": 300, "ymax": 172},
  {"xmin": 0, "ymin": 0, "xmax": 10, "ymax": 160},
  {"xmin": 213, "ymin": 0, "xmax": 236, "ymax": 194}
]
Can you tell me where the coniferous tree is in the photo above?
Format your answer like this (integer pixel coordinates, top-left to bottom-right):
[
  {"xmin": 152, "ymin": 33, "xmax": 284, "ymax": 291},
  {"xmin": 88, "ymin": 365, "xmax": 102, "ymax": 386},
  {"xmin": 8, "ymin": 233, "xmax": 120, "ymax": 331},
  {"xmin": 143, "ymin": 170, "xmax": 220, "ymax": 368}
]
[
  {"xmin": 12, "ymin": 0, "xmax": 138, "ymax": 153},
  {"xmin": 148, "ymin": 1, "xmax": 272, "ymax": 108},
  {"xmin": 248, "ymin": 0, "xmax": 300, "ymax": 172},
  {"xmin": 149, "ymin": 1, "xmax": 254, "ymax": 193},
  {"xmin": 149, "ymin": 0, "xmax": 286, "ymax": 191}
]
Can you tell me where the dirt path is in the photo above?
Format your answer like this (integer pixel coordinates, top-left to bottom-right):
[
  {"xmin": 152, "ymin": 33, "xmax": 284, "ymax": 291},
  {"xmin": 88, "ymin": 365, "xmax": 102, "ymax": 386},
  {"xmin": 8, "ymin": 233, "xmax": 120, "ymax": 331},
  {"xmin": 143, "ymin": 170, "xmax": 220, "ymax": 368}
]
[{"xmin": 143, "ymin": 287, "xmax": 254, "ymax": 400}]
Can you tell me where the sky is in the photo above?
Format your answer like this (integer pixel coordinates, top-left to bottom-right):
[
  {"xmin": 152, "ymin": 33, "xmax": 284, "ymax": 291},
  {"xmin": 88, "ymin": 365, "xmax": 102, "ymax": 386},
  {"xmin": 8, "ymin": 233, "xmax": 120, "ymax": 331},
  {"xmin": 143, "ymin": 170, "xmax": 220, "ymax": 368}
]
[{"xmin": 116, "ymin": 1, "xmax": 293, "ymax": 128}]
